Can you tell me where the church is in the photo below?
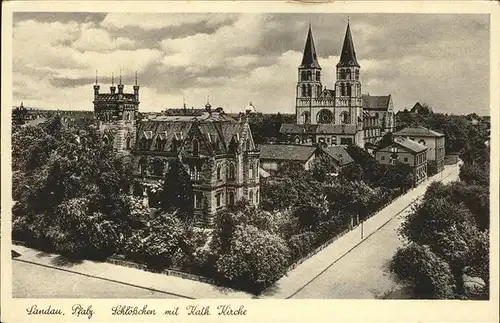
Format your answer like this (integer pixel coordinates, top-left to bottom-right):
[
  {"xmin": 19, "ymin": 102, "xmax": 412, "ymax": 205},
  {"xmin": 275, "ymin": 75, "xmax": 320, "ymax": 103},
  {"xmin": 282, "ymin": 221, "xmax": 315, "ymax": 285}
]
[{"xmin": 280, "ymin": 22, "xmax": 395, "ymax": 148}]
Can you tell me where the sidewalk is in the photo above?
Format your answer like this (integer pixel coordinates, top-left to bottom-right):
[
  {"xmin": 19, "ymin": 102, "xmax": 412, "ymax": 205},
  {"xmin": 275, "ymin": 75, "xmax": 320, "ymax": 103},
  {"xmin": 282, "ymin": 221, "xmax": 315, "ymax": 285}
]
[
  {"xmin": 260, "ymin": 164, "xmax": 460, "ymax": 298},
  {"xmin": 12, "ymin": 245, "xmax": 254, "ymax": 299}
]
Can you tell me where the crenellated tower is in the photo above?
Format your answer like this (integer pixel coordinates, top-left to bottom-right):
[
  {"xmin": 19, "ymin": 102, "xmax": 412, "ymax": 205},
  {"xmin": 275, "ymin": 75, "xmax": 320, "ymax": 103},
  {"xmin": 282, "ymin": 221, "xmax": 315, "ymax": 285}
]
[{"xmin": 93, "ymin": 70, "xmax": 140, "ymax": 154}]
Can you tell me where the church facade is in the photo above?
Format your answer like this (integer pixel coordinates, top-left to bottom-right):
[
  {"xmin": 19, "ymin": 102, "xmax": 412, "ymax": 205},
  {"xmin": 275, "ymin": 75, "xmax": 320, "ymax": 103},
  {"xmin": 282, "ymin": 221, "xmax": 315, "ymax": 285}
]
[
  {"xmin": 93, "ymin": 76, "xmax": 260, "ymax": 226},
  {"xmin": 280, "ymin": 22, "xmax": 395, "ymax": 148}
]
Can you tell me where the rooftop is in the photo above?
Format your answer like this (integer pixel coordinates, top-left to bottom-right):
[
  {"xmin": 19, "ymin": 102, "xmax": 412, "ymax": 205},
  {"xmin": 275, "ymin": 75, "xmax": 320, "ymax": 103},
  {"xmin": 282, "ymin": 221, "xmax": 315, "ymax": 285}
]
[
  {"xmin": 392, "ymin": 136, "xmax": 428, "ymax": 153},
  {"xmin": 321, "ymin": 146, "xmax": 354, "ymax": 166},
  {"xmin": 394, "ymin": 126, "xmax": 444, "ymax": 137},
  {"xmin": 258, "ymin": 144, "xmax": 316, "ymax": 162}
]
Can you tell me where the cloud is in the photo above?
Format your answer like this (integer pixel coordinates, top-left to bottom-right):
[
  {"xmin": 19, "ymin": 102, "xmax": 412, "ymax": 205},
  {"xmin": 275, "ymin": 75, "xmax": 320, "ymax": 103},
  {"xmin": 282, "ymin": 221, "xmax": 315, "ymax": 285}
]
[{"xmin": 12, "ymin": 13, "xmax": 490, "ymax": 116}]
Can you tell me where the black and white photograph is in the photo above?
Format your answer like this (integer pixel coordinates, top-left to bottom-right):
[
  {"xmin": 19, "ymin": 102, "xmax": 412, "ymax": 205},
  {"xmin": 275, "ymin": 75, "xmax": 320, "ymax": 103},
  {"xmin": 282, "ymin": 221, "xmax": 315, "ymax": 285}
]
[{"xmin": 1, "ymin": 1, "xmax": 499, "ymax": 322}]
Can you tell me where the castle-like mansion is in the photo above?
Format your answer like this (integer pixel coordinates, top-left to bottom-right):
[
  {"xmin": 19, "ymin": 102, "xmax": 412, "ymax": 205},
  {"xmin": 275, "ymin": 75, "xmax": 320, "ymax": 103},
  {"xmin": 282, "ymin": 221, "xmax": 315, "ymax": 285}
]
[
  {"xmin": 93, "ymin": 75, "xmax": 260, "ymax": 226},
  {"xmin": 280, "ymin": 23, "xmax": 395, "ymax": 147}
]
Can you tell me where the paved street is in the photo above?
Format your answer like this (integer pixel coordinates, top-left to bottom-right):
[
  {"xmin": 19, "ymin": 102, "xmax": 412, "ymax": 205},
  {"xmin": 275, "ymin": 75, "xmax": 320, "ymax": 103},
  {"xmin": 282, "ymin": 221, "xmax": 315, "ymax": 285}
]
[
  {"xmin": 288, "ymin": 164, "xmax": 460, "ymax": 299},
  {"xmin": 13, "ymin": 260, "xmax": 183, "ymax": 298}
]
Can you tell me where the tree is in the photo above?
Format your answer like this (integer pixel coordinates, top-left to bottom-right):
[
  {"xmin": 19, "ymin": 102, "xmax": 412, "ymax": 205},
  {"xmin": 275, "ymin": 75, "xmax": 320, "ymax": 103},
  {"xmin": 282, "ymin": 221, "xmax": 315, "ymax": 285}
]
[
  {"xmin": 215, "ymin": 224, "xmax": 290, "ymax": 292},
  {"xmin": 11, "ymin": 116, "xmax": 135, "ymax": 258},
  {"xmin": 459, "ymin": 162, "xmax": 489, "ymax": 186},
  {"xmin": 399, "ymin": 196, "xmax": 486, "ymax": 296},
  {"xmin": 125, "ymin": 210, "xmax": 185, "ymax": 268},
  {"xmin": 391, "ymin": 244, "xmax": 455, "ymax": 299},
  {"xmin": 160, "ymin": 158, "xmax": 194, "ymax": 220}
]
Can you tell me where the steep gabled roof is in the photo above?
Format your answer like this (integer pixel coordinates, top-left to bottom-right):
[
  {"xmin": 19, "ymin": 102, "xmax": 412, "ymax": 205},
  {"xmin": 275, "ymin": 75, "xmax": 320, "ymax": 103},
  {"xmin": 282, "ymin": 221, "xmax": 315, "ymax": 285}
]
[
  {"xmin": 337, "ymin": 22, "xmax": 360, "ymax": 68},
  {"xmin": 321, "ymin": 146, "xmax": 354, "ymax": 166},
  {"xmin": 394, "ymin": 126, "xmax": 444, "ymax": 137},
  {"xmin": 259, "ymin": 144, "xmax": 316, "ymax": 162},
  {"xmin": 300, "ymin": 25, "xmax": 321, "ymax": 69},
  {"xmin": 392, "ymin": 137, "xmax": 428, "ymax": 153},
  {"xmin": 280, "ymin": 123, "xmax": 306, "ymax": 134},
  {"xmin": 362, "ymin": 94, "xmax": 391, "ymax": 111}
]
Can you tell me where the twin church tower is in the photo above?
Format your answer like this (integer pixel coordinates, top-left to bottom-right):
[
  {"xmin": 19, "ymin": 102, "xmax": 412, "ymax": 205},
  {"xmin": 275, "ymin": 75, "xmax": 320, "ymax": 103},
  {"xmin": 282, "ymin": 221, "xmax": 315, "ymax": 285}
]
[{"xmin": 283, "ymin": 21, "xmax": 394, "ymax": 147}]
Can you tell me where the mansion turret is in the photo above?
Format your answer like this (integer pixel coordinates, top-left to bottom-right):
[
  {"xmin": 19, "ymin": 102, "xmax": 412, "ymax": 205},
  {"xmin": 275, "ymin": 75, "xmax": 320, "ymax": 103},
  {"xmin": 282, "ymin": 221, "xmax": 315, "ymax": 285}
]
[
  {"xmin": 93, "ymin": 76, "xmax": 260, "ymax": 226},
  {"xmin": 281, "ymin": 22, "xmax": 395, "ymax": 148}
]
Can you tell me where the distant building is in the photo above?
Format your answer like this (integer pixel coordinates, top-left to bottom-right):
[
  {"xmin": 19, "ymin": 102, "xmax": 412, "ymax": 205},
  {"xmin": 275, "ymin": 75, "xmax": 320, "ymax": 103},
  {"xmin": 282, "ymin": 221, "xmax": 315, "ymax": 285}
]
[
  {"xmin": 410, "ymin": 102, "xmax": 432, "ymax": 115},
  {"xmin": 92, "ymin": 75, "xmax": 260, "ymax": 226},
  {"xmin": 393, "ymin": 126, "xmax": 445, "ymax": 173},
  {"xmin": 279, "ymin": 22, "xmax": 394, "ymax": 148},
  {"xmin": 259, "ymin": 144, "xmax": 317, "ymax": 171},
  {"xmin": 375, "ymin": 136, "xmax": 428, "ymax": 186},
  {"xmin": 258, "ymin": 143, "xmax": 353, "ymax": 173}
]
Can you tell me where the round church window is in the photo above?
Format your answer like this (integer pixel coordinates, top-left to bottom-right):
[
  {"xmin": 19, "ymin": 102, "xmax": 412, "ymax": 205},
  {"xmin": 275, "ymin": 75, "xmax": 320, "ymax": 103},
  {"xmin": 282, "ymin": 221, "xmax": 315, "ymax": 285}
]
[{"xmin": 317, "ymin": 109, "xmax": 334, "ymax": 124}]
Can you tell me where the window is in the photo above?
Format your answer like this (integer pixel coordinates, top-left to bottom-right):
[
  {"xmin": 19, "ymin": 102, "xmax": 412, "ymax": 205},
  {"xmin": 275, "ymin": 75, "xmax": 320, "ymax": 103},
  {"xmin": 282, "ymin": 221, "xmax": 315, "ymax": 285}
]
[
  {"xmin": 340, "ymin": 111, "xmax": 350, "ymax": 124},
  {"xmin": 217, "ymin": 164, "xmax": 223, "ymax": 181},
  {"xmin": 355, "ymin": 70, "xmax": 359, "ymax": 80},
  {"xmin": 138, "ymin": 157, "xmax": 147, "ymax": 175},
  {"xmin": 340, "ymin": 137, "xmax": 352, "ymax": 145},
  {"xmin": 192, "ymin": 139, "xmax": 199, "ymax": 156},
  {"xmin": 340, "ymin": 83, "xmax": 345, "ymax": 96},
  {"xmin": 194, "ymin": 192, "xmax": 203, "ymax": 209},
  {"xmin": 228, "ymin": 163, "xmax": 235, "ymax": 180},
  {"xmin": 156, "ymin": 139, "xmax": 166, "ymax": 151},
  {"xmin": 190, "ymin": 166, "xmax": 200, "ymax": 180},
  {"xmin": 381, "ymin": 155, "xmax": 385, "ymax": 161},
  {"xmin": 303, "ymin": 111, "xmax": 310, "ymax": 124},
  {"xmin": 346, "ymin": 84, "xmax": 352, "ymax": 96},
  {"xmin": 152, "ymin": 158, "xmax": 164, "ymax": 176},
  {"xmin": 418, "ymin": 139, "xmax": 426, "ymax": 146},
  {"xmin": 307, "ymin": 71, "xmax": 312, "ymax": 81},
  {"xmin": 316, "ymin": 71, "xmax": 321, "ymax": 81},
  {"xmin": 301, "ymin": 84, "xmax": 306, "ymax": 97},
  {"xmin": 307, "ymin": 84, "xmax": 312, "ymax": 97},
  {"xmin": 216, "ymin": 193, "xmax": 222, "ymax": 207},
  {"xmin": 256, "ymin": 189, "xmax": 259, "ymax": 204},
  {"xmin": 249, "ymin": 161, "xmax": 254, "ymax": 178},
  {"xmin": 126, "ymin": 136, "xmax": 131, "ymax": 149},
  {"xmin": 317, "ymin": 109, "xmax": 334, "ymax": 124},
  {"xmin": 228, "ymin": 191, "xmax": 235, "ymax": 206},
  {"xmin": 301, "ymin": 71, "xmax": 307, "ymax": 81},
  {"xmin": 249, "ymin": 190, "xmax": 254, "ymax": 203},
  {"xmin": 404, "ymin": 157, "xmax": 408, "ymax": 163}
]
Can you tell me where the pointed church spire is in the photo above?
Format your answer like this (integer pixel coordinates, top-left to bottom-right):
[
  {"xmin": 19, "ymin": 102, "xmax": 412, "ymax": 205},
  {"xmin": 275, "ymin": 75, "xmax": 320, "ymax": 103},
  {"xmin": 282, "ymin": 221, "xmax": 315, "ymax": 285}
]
[
  {"xmin": 337, "ymin": 21, "xmax": 359, "ymax": 67},
  {"xmin": 300, "ymin": 23, "xmax": 321, "ymax": 69}
]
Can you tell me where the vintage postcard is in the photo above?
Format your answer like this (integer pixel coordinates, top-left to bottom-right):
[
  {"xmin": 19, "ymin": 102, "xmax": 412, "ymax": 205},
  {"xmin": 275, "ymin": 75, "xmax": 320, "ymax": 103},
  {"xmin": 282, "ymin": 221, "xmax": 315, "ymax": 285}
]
[{"xmin": 1, "ymin": 1, "xmax": 499, "ymax": 322}]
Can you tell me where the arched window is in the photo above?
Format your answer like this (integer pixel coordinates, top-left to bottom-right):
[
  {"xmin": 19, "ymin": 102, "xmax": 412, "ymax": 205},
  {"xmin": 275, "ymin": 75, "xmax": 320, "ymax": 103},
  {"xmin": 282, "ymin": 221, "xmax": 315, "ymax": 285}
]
[
  {"xmin": 152, "ymin": 158, "xmax": 164, "ymax": 176},
  {"xmin": 249, "ymin": 190, "xmax": 254, "ymax": 203},
  {"xmin": 307, "ymin": 71, "xmax": 312, "ymax": 80},
  {"xmin": 317, "ymin": 109, "xmax": 334, "ymax": 124},
  {"xmin": 228, "ymin": 191, "xmax": 235, "ymax": 206},
  {"xmin": 103, "ymin": 136, "xmax": 109, "ymax": 145},
  {"xmin": 303, "ymin": 111, "xmax": 310, "ymax": 124},
  {"xmin": 228, "ymin": 163, "xmax": 235, "ymax": 180},
  {"xmin": 192, "ymin": 139, "xmax": 199, "ymax": 156},
  {"xmin": 138, "ymin": 157, "xmax": 147, "ymax": 175},
  {"xmin": 301, "ymin": 71, "xmax": 307, "ymax": 81},
  {"xmin": 341, "ymin": 111, "xmax": 350, "ymax": 124},
  {"xmin": 301, "ymin": 84, "xmax": 306, "ymax": 97},
  {"xmin": 316, "ymin": 71, "xmax": 321, "ymax": 81},
  {"xmin": 307, "ymin": 84, "xmax": 312, "ymax": 97},
  {"xmin": 317, "ymin": 85, "xmax": 322, "ymax": 97},
  {"xmin": 355, "ymin": 70, "xmax": 359, "ymax": 80},
  {"xmin": 249, "ymin": 161, "xmax": 254, "ymax": 178},
  {"xmin": 340, "ymin": 83, "xmax": 345, "ymax": 96},
  {"xmin": 346, "ymin": 70, "xmax": 351, "ymax": 80},
  {"xmin": 217, "ymin": 164, "xmax": 223, "ymax": 181},
  {"xmin": 126, "ymin": 136, "xmax": 132, "ymax": 149},
  {"xmin": 346, "ymin": 84, "xmax": 352, "ymax": 96},
  {"xmin": 256, "ymin": 188, "xmax": 259, "ymax": 204}
]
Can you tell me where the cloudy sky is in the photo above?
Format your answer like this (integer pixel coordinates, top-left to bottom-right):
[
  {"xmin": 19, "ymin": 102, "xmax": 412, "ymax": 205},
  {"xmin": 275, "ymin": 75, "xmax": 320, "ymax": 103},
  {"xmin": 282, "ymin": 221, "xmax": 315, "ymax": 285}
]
[{"xmin": 12, "ymin": 12, "xmax": 490, "ymax": 115}]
